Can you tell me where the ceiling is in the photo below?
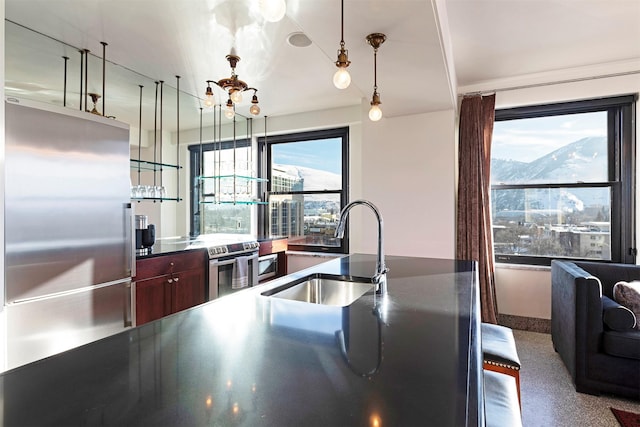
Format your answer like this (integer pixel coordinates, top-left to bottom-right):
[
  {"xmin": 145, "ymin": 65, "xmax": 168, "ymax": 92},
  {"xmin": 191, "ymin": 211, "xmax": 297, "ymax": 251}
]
[{"xmin": 4, "ymin": 0, "xmax": 640, "ymax": 132}]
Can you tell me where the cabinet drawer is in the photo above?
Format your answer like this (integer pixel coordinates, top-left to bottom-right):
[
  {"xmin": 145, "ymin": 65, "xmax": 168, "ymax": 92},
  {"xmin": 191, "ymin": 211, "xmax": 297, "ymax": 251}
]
[{"xmin": 135, "ymin": 250, "xmax": 206, "ymax": 280}]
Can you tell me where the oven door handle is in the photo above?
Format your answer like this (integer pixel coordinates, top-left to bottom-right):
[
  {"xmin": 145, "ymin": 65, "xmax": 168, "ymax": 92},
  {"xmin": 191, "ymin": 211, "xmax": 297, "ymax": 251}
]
[{"xmin": 215, "ymin": 252, "xmax": 259, "ymax": 267}]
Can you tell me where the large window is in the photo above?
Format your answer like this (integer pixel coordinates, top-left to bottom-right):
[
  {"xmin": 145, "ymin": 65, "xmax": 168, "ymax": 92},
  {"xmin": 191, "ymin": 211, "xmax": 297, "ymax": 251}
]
[
  {"xmin": 491, "ymin": 95, "xmax": 636, "ymax": 265},
  {"xmin": 258, "ymin": 127, "xmax": 349, "ymax": 253}
]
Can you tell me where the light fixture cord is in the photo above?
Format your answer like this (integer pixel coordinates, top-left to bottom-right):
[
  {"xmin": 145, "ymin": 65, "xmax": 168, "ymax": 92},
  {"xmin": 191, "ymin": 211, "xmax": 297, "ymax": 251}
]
[{"xmin": 340, "ymin": 0, "xmax": 345, "ymax": 46}]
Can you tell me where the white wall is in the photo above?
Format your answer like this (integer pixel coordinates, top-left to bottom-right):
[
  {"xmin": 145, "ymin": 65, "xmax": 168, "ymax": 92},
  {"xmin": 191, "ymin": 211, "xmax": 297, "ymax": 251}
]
[
  {"xmin": 490, "ymin": 72, "xmax": 640, "ymax": 319},
  {"xmin": 359, "ymin": 103, "xmax": 457, "ymax": 259}
]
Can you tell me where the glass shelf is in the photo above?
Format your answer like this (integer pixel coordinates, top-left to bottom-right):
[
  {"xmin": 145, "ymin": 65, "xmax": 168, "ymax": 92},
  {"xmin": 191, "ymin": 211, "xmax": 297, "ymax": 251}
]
[
  {"xmin": 199, "ymin": 200, "xmax": 267, "ymax": 205},
  {"xmin": 133, "ymin": 197, "xmax": 183, "ymax": 202},
  {"xmin": 131, "ymin": 159, "xmax": 182, "ymax": 171},
  {"xmin": 198, "ymin": 175, "xmax": 268, "ymax": 182}
]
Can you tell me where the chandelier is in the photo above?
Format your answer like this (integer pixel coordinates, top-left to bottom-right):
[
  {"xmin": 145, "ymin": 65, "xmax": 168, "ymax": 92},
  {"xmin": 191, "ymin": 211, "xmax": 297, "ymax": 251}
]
[{"xmin": 204, "ymin": 53, "xmax": 260, "ymax": 118}]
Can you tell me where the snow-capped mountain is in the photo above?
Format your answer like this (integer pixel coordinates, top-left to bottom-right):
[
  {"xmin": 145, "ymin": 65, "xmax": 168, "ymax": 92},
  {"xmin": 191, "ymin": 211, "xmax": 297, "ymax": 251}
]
[
  {"xmin": 491, "ymin": 136, "xmax": 610, "ymax": 214},
  {"xmin": 273, "ymin": 163, "xmax": 341, "ymax": 191},
  {"xmin": 491, "ymin": 136, "xmax": 607, "ymax": 185}
]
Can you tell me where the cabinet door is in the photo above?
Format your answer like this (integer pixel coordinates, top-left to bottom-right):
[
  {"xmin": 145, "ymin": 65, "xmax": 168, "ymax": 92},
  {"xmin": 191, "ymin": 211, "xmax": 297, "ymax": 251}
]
[
  {"xmin": 171, "ymin": 268, "xmax": 206, "ymax": 314},
  {"xmin": 136, "ymin": 275, "xmax": 169, "ymax": 326}
]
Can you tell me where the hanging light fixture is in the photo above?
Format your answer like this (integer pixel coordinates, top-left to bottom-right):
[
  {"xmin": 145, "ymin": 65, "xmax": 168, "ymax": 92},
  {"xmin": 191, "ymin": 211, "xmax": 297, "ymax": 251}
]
[
  {"xmin": 366, "ymin": 33, "xmax": 386, "ymax": 122},
  {"xmin": 259, "ymin": 0, "xmax": 286, "ymax": 22},
  {"xmin": 204, "ymin": 52, "xmax": 261, "ymax": 116},
  {"xmin": 333, "ymin": 0, "xmax": 351, "ymax": 89},
  {"xmin": 249, "ymin": 89, "xmax": 261, "ymax": 115},
  {"xmin": 204, "ymin": 81, "xmax": 215, "ymax": 108},
  {"xmin": 224, "ymin": 97, "xmax": 235, "ymax": 119}
]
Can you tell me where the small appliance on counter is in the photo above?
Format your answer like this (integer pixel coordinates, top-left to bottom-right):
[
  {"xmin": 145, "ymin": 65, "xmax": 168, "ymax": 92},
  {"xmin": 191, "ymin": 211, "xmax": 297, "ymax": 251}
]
[{"xmin": 135, "ymin": 215, "xmax": 155, "ymax": 256}]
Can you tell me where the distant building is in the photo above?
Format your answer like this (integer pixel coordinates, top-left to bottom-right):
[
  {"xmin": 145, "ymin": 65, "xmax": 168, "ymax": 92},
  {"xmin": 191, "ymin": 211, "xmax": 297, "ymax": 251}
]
[{"xmin": 269, "ymin": 166, "xmax": 304, "ymax": 236}]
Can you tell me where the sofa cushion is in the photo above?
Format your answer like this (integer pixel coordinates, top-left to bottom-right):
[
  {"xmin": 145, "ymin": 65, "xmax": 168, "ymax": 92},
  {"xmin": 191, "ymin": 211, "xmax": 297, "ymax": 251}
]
[
  {"xmin": 614, "ymin": 281, "xmax": 640, "ymax": 331},
  {"xmin": 603, "ymin": 295, "xmax": 637, "ymax": 331},
  {"xmin": 602, "ymin": 330, "xmax": 640, "ymax": 360}
]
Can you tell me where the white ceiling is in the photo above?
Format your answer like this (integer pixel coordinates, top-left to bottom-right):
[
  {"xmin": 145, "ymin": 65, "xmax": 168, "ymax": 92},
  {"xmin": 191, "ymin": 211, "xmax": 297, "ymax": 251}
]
[{"xmin": 5, "ymin": 0, "xmax": 640, "ymax": 131}]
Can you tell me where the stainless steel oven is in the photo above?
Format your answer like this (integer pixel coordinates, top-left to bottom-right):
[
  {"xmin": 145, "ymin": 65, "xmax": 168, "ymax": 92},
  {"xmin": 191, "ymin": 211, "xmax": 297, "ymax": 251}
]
[
  {"xmin": 258, "ymin": 253, "xmax": 279, "ymax": 282},
  {"xmin": 207, "ymin": 241, "xmax": 259, "ymax": 300}
]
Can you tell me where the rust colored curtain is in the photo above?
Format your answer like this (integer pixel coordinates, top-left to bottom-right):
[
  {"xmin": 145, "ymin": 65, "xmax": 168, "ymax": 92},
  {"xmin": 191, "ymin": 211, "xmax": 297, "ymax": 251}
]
[{"xmin": 456, "ymin": 94, "xmax": 498, "ymax": 324}]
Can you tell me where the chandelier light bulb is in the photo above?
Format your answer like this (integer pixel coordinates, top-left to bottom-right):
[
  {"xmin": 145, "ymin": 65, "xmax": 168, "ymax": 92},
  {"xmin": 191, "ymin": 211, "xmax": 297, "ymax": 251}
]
[
  {"xmin": 369, "ymin": 104, "xmax": 382, "ymax": 121},
  {"xmin": 204, "ymin": 83, "xmax": 215, "ymax": 108},
  {"xmin": 333, "ymin": 67, "xmax": 351, "ymax": 89},
  {"xmin": 250, "ymin": 104, "xmax": 261, "ymax": 116},
  {"xmin": 259, "ymin": 0, "xmax": 286, "ymax": 22},
  {"xmin": 230, "ymin": 90, "xmax": 243, "ymax": 104},
  {"xmin": 224, "ymin": 98, "xmax": 235, "ymax": 119}
]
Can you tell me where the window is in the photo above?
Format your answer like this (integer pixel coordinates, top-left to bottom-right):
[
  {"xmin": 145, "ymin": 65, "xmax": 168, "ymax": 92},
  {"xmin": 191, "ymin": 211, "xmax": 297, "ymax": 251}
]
[
  {"xmin": 491, "ymin": 95, "xmax": 636, "ymax": 265},
  {"xmin": 188, "ymin": 138, "xmax": 254, "ymax": 236},
  {"xmin": 258, "ymin": 127, "xmax": 349, "ymax": 253}
]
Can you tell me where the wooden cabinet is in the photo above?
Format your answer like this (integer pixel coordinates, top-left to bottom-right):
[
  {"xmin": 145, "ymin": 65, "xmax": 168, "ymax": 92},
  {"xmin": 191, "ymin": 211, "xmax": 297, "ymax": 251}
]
[{"xmin": 134, "ymin": 250, "xmax": 206, "ymax": 326}]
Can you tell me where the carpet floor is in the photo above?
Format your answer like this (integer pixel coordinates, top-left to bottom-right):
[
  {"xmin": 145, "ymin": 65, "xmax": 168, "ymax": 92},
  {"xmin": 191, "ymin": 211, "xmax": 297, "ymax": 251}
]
[{"xmin": 514, "ymin": 330, "xmax": 640, "ymax": 426}]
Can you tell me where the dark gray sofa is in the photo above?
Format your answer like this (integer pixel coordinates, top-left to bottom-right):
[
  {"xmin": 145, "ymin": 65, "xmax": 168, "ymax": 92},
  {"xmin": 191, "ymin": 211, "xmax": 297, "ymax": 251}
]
[{"xmin": 551, "ymin": 260, "xmax": 640, "ymax": 399}]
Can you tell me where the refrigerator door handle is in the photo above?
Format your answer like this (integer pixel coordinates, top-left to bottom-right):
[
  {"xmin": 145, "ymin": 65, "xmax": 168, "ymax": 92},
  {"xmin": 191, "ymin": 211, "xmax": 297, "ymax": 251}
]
[
  {"xmin": 124, "ymin": 281, "xmax": 134, "ymax": 327},
  {"xmin": 125, "ymin": 203, "xmax": 136, "ymax": 277}
]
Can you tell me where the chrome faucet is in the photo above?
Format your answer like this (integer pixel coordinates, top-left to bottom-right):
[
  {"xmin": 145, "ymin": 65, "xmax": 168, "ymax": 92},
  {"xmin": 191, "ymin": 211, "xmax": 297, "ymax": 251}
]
[{"xmin": 335, "ymin": 199, "xmax": 389, "ymax": 294}]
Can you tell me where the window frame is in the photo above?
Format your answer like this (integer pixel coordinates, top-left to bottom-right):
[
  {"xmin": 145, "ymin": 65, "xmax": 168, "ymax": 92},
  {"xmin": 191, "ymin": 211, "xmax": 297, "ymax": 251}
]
[
  {"xmin": 257, "ymin": 127, "xmax": 350, "ymax": 254},
  {"xmin": 188, "ymin": 138, "xmax": 252, "ymax": 237},
  {"xmin": 491, "ymin": 95, "xmax": 636, "ymax": 266}
]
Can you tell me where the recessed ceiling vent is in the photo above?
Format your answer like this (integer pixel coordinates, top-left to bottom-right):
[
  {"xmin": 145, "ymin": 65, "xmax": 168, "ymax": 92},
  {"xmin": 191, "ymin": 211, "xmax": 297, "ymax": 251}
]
[{"xmin": 287, "ymin": 32, "xmax": 312, "ymax": 48}]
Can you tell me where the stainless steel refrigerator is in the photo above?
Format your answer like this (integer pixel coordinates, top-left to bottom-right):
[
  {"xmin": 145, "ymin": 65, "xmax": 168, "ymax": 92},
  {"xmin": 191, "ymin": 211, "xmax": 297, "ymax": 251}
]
[{"xmin": 4, "ymin": 98, "xmax": 134, "ymax": 371}]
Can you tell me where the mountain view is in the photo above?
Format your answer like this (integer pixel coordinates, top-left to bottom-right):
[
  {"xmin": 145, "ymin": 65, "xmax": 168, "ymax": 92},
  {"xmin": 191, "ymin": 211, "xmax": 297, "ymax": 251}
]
[
  {"xmin": 491, "ymin": 136, "xmax": 610, "ymax": 215},
  {"xmin": 490, "ymin": 136, "xmax": 611, "ymax": 260},
  {"xmin": 273, "ymin": 163, "xmax": 341, "ymax": 192},
  {"xmin": 491, "ymin": 136, "xmax": 607, "ymax": 185}
]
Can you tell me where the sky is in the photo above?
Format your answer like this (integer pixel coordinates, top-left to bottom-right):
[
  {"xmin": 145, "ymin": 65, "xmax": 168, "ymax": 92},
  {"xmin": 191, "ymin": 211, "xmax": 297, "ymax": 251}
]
[
  {"xmin": 271, "ymin": 137, "xmax": 342, "ymax": 174},
  {"xmin": 492, "ymin": 111, "xmax": 607, "ymax": 163}
]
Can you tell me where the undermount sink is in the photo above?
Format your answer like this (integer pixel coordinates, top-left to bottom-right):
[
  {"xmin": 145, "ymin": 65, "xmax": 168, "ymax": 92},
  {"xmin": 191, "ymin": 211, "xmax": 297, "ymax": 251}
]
[{"xmin": 262, "ymin": 275, "xmax": 374, "ymax": 307}]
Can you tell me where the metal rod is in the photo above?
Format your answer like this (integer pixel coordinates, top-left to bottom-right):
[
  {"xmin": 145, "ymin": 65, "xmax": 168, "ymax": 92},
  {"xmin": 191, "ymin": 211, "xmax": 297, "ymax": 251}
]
[
  {"xmin": 460, "ymin": 69, "xmax": 640, "ymax": 97},
  {"xmin": 138, "ymin": 85, "xmax": 143, "ymax": 186},
  {"xmin": 78, "ymin": 50, "xmax": 84, "ymax": 111},
  {"xmin": 153, "ymin": 81, "xmax": 158, "ymax": 188},
  {"xmin": 101, "ymin": 42, "xmax": 107, "ymax": 116},
  {"xmin": 159, "ymin": 80, "xmax": 164, "ymax": 198},
  {"xmin": 84, "ymin": 49, "xmax": 90, "ymax": 112},
  {"xmin": 62, "ymin": 56, "xmax": 69, "ymax": 107},
  {"xmin": 233, "ymin": 114, "xmax": 237, "ymax": 205},
  {"xmin": 176, "ymin": 75, "xmax": 181, "ymax": 202}
]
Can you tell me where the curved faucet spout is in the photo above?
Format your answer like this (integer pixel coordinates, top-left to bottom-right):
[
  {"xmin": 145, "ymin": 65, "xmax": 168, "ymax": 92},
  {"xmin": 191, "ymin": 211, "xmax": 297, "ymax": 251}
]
[{"xmin": 335, "ymin": 199, "xmax": 388, "ymax": 293}]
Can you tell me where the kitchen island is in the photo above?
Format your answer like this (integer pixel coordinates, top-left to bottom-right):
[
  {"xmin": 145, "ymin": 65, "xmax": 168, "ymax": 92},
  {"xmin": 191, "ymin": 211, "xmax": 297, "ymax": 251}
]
[{"xmin": 0, "ymin": 254, "xmax": 483, "ymax": 426}]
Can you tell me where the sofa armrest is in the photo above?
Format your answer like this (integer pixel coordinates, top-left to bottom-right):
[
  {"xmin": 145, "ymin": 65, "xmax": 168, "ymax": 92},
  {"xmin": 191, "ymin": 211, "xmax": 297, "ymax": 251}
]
[{"xmin": 551, "ymin": 260, "xmax": 603, "ymax": 383}]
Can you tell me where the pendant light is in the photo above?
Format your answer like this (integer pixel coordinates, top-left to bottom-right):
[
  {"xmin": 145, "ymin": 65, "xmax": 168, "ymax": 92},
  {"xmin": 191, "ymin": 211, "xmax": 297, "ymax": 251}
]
[
  {"xmin": 259, "ymin": 0, "xmax": 286, "ymax": 22},
  {"xmin": 333, "ymin": 0, "xmax": 351, "ymax": 89},
  {"xmin": 366, "ymin": 33, "xmax": 386, "ymax": 122},
  {"xmin": 224, "ymin": 97, "xmax": 235, "ymax": 119}
]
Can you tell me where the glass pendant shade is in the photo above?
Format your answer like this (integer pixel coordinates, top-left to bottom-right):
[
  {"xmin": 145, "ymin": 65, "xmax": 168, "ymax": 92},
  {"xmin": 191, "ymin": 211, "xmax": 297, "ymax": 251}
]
[
  {"xmin": 369, "ymin": 104, "xmax": 382, "ymax": 121},
  {"xmin": 259, "ymin": 0, "xmax": 286, "ymax": 22},
  {"xmin": 333, "ymin": 67, "xmax": 351, "ymax": 89},
  {"xmin": 230, "ymin": 90, "xmax": 243, "ymax": 103},
  {"xmin": 224, "ymin": 101, "xmax": 235, "ymax": 119},
  {"xmin": 204, "ymin": 84, "xmax": 214, "ymax": 107},
  {"xmin": 250, "ymin": 104, "xmax": 261, "ymax": 115},
  {"xmin": 204, "ymin": 94, "xmax": 214, "ymax": 108}
]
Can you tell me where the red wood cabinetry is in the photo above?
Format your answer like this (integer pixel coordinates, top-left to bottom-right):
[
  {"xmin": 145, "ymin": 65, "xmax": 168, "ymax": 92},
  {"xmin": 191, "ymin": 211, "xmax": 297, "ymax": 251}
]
[{"xmin": 134, "ymin": 250, "xmax": 206, "ymax": 326}]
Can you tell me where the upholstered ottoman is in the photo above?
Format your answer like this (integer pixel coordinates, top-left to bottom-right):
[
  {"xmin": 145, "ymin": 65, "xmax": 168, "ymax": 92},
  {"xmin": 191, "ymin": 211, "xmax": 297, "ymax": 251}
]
[{"xmin": 481, "ymin": 323, "xmax": 521, "ymax": 404}]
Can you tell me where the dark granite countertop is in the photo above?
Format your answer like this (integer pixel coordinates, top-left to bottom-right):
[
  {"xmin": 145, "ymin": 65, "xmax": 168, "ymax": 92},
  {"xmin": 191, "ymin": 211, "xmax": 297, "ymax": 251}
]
[{"xmin": 0, "ymin": 254, "xmax": 483, "ymax": 426}]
